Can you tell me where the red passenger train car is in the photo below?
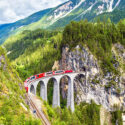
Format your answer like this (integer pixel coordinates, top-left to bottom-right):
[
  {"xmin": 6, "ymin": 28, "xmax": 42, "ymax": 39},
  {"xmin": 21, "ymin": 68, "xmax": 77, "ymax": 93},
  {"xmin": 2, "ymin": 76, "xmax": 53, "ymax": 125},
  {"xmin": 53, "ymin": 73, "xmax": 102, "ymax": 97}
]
[{"xmin": 24, "ymin": 70, "xmax": 73, "ymax": 92}]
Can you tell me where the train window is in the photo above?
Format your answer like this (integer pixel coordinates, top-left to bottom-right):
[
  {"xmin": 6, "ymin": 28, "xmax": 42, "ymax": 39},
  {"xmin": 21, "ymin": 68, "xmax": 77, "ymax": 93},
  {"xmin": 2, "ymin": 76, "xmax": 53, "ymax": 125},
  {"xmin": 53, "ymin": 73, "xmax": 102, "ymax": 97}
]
[
  {"xmin": 46, "ymin": 72, "xmax": 53, "ymax": 75},
  {"xmin": 55, "ymin": 70, "xmax": 63, "ymax": 74},
  {"xmin": 37, "ymin": 75, "xmax": 39, "ymax": 77},
  {"xmin": 31, "ymin": 76, "xmax": 35, "ymax": 80}
]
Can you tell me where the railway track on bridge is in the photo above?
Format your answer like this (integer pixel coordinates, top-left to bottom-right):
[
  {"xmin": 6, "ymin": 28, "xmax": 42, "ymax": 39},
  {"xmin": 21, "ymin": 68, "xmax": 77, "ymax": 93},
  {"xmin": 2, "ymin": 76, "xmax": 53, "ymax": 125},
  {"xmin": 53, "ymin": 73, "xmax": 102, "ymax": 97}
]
[{"xmin": 26, "ymin": 94, "xmax": 51, "ymax": 125}]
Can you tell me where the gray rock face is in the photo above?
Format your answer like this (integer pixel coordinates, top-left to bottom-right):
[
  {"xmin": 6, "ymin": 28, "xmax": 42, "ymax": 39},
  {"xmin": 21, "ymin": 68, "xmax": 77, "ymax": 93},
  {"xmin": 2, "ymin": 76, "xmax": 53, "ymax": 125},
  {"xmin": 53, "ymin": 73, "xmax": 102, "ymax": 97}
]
[
  {"xmin": 59, "ymin": 45, "xmax": 125, "ymax": 111},
  {"xmin": 114, "ymin": 43, "xmax": 125, "ymax": 60},
  {"xmin": 60, "ymin": 46, "xmax": 99, "ymax": 73},
  {"xmin": 0, "ymin": 55, "xmax": 6, "ymax": 70}
]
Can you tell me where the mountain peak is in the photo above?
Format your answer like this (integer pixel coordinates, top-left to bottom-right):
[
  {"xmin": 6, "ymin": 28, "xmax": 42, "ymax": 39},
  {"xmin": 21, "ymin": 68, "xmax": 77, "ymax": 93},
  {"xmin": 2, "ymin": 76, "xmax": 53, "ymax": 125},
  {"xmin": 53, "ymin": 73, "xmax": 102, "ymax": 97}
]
[{"xmin": 0, "ymin": 0, "xmax": 125, "ymax": 44}]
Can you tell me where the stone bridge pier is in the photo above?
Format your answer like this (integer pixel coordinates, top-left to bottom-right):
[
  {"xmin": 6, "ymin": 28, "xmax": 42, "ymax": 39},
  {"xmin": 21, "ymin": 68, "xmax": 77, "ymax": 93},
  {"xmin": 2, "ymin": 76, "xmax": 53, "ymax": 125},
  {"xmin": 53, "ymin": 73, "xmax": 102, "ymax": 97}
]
[{"xmin": 28, "ymin": 73, "xmax": 85, "ymax": 112}]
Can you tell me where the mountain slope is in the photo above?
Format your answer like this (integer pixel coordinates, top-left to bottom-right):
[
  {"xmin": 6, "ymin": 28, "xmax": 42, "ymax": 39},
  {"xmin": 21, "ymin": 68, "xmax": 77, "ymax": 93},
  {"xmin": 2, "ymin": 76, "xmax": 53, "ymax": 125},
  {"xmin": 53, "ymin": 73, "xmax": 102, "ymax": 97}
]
[
  {"xmin": 1, "ymin": 0, "xmax": 125, "ymax": 44},
  {"xmin": 18, "ymin": 0, "xmax": 125, "ymax": 30},
  {"xmin": 49, "ymin": 0, "xmax": 125, "ymax": 29},
  {"xmin": 92, "ymin": 8, "xmax": 125, "ymax": 23},
  {"xmin": 0, "ymin": 8, "xmax": 52, "ymax": 44},
  {"xmin": 0, "ymin": 47, "xmax": 41, "ymax": 124},
  {"xmin": 2, "ymin": 20, "xmax": 124, "ymax": 124}
]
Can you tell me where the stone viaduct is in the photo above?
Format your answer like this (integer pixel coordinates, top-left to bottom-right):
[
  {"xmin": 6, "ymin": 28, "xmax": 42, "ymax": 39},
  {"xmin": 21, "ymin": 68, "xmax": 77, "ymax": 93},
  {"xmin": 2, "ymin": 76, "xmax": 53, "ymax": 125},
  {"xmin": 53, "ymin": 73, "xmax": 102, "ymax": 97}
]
[{"xmin": 28, "ymin": 72, "xmax": 86, "ymax": 112}]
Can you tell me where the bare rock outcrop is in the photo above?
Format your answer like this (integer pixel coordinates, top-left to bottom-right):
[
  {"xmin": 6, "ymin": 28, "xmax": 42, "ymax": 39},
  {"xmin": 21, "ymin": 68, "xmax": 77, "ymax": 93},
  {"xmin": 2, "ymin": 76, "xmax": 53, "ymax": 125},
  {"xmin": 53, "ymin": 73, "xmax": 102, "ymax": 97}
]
[{"xmin": 59, "ymin": 44, "xmax": 125, "ymax": 111}]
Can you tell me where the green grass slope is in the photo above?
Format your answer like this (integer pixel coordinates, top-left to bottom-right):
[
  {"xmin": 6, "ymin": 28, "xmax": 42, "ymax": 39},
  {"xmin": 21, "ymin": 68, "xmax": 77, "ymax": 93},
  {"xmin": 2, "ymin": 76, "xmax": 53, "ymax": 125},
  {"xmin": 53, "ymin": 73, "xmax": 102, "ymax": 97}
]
[{"xmin": 0, "ymin": 47, "xmax": 40, "ymax": 124}]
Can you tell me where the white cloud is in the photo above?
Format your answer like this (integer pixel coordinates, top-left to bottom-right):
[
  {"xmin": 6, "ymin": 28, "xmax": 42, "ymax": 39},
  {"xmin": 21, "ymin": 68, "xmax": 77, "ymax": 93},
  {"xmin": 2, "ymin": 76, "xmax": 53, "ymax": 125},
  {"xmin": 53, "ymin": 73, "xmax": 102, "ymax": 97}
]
[{"xmin": 0, "ymin": 0, "xmax": 67, "ymax": 24}]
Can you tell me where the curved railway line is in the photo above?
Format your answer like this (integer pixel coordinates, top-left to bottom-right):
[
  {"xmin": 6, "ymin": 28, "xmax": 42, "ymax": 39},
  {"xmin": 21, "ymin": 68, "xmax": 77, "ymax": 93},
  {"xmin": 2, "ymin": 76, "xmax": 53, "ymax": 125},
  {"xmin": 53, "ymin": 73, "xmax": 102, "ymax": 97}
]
[{"xmin": 26, "ymin": 94, "xmax": 51, "ymax": 125}]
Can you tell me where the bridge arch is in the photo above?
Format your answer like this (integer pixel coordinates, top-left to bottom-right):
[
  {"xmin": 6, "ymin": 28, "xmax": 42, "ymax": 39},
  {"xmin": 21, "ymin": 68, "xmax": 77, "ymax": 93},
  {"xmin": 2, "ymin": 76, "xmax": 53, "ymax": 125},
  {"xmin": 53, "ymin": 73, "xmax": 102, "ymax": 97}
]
[
  {"xmin": 27, "ymin": 72, "xmax": 86, "ymax": 112},
  {"xmin": 60, "ymin": 75, "xmax": 73, "ymax": 109},
  {"xmin": 47, "ymin": 77, "xmax": 58, "ymax": 85},
  {"xmin": 36, "ymin": 80, "xmax": 46, "ymax": 100},
  {"xmin": 60, "ymin": 75, "xmax": 71, "ymax": 87},
  {"xmin": 73, "ymin": 73, "xmax": 86, "ymax": 85},
  {"xmin": 30, "ymin": 84, "xmax": 35, "ymax": 94},
  {"xmin": 73, "ymin": 73, "xmax": 86, "ymax": 104},
  {"xmin": 47, "ymin": 77, "xmax": 60, "ymax": 107}
]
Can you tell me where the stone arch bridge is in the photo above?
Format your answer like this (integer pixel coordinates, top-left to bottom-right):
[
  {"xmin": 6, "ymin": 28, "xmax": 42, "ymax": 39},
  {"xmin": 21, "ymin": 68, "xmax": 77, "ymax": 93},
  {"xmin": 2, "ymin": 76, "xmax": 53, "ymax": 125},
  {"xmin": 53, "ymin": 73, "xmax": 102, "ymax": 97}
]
[{"xmin": 28, "ymin": 72, "xmax": 86, "ymax": 112}]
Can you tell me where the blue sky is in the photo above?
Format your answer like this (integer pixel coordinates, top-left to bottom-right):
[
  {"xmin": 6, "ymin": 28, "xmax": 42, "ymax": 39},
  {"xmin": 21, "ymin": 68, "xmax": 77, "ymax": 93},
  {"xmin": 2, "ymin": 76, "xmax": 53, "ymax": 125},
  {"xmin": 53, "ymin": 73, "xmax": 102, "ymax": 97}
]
[{"xmin": 0, "ymin": 0, "xmax": 67, "ymax": 24}]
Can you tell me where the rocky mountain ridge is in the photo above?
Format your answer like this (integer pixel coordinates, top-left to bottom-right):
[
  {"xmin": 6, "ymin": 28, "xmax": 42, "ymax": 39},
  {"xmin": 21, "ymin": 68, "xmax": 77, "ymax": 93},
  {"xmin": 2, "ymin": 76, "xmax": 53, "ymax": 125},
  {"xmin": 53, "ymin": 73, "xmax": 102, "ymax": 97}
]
[
  {"xmin": 19, "ymin": 0, "xmax": 125, "ymax": 30},
  {"xmin": 0, "ymin": 0, "xmax": 125, "ymax": 44}
]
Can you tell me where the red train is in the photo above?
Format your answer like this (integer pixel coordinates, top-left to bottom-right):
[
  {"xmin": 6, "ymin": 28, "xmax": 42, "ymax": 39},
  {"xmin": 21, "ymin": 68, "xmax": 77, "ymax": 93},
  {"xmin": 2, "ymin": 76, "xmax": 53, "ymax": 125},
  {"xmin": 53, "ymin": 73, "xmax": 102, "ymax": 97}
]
[{"xmin": 24, "ymin": 70, "xmax": 73, "ymax": 92}]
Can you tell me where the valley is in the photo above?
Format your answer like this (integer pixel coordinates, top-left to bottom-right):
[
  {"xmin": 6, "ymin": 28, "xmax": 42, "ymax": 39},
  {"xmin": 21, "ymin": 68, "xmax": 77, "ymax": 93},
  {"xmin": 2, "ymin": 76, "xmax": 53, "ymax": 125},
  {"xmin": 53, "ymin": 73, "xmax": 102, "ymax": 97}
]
[
  {"xmin": 0, "ymin": 0, "xmax": 125, "ymax": 124},
  {"xmin": 1, "ymin": 19, "xmax": 125, "ymax": 124}
]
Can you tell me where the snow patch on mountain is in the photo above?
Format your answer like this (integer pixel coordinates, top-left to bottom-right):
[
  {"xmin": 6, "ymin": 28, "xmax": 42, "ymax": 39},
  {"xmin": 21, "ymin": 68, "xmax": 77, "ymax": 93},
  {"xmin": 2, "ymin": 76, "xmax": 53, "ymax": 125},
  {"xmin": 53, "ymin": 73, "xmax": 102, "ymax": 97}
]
[
  {"xmin": 102, "ymin": 0, "xmax": 109, "ymax": 3},
  {"xmin": 107, "ymin": 0, "xmax": 121, "ymax": 12},
  {"xmin": 113, "ymin": 0, "xmax": 121, "ymax": 10},
  {"xmin": 45, "ymin": 0, "xmax": 122, "ymax": 27},
  {"xmin": 73, "ymin": 1, "xmax": 97, "ymax": 20},
  {"xmin": 54, "ymin": 1, "xmax": 73, "ymax": 14},
  {"xmin": 47, "ymin": 1, "xmax": 73, "ymax": 23},
  {"xmin": 61, "ymin": 0, "xmax": 85, "ymax": 18},
  {"xmin": 47, "ymin": 0, "xmax": 86, "ymax": 26},
  {"xmin": 108, "ymin": 0, "xmax": 114, "ymax": 12},
  {"xmin": 97, "ymin": 4, "xmax": 105, "ymax": 15}
]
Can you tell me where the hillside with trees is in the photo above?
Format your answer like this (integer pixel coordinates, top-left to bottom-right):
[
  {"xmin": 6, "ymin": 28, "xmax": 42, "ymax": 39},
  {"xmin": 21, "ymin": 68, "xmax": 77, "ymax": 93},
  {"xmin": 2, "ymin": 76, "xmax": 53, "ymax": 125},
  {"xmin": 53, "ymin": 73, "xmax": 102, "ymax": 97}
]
[
  {"xmin": 4, "ymin": 19, "xmax": 125, "ymax": 78},
  {"xmin": 0, "ymin": 47, "xmax": 41, "ymax": 124},
  {"xmin": 2, "ymin": 19, "xmax": 125, "ymax": 125},
  {"xmin": 62, "ymin": 19, "xmax": 125, "ymax": 74},
  {"xmin": 4, "ymin": 29, "xmax": 62, "ymax": 80}
]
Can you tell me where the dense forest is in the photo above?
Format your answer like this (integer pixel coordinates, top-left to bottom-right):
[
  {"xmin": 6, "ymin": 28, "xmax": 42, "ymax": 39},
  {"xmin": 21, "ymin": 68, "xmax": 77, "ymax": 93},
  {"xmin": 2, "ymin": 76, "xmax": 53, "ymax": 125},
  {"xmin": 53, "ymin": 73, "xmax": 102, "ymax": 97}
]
[
  {"xmin": 62, "ymin": 19, "xmax": 125, "ymax": 74},
  {"xmin": 44, "ymin": 101, "xmax": 101, "ymax": 125},
  {"xmin": 4, "ymin": 29, "xmax": 62, "ymax": 81},
  {"xmin": 4, "ymin": 19, "xmax": 125, "ymax": 79},
  {"xmin": 2, "ymin": 19, "xmax": 125, "ymax": 125},
  {"xmin": 93, "ymin": 10, "xmax": 125, "ymax": 23}
]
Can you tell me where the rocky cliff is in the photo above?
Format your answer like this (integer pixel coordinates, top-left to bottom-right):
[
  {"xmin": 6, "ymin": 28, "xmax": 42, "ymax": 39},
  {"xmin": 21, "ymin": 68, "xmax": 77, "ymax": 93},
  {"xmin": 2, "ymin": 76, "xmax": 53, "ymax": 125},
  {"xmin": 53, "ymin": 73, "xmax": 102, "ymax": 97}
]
[{"xmin": 55, "ymin": 44, "xmax": 125, "ymax": 111}]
